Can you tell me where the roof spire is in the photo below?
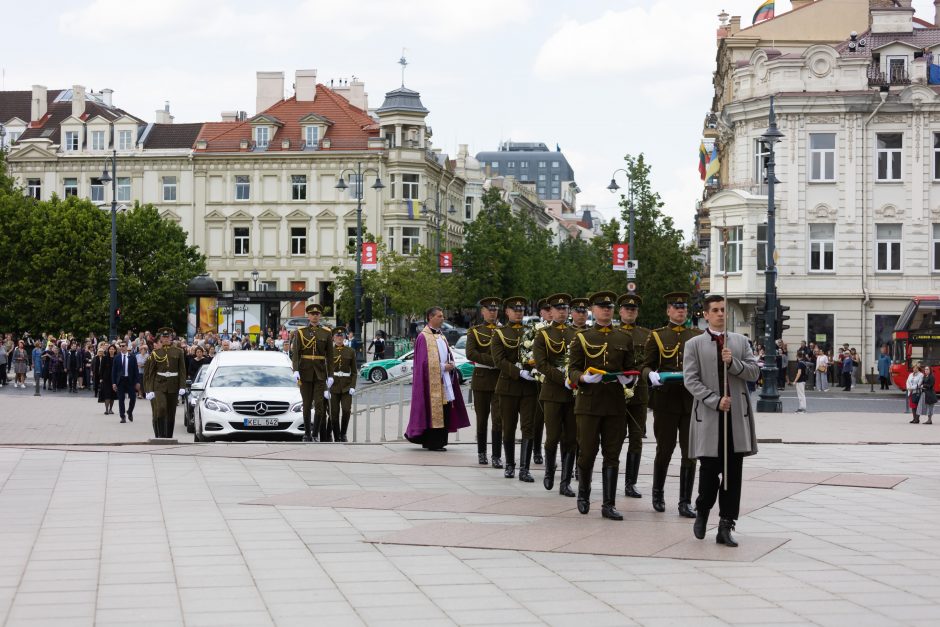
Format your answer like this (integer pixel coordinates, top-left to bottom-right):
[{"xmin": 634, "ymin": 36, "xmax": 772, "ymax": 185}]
[{"xmin": 398, "ymin": 49, "xmax": 408, "ymax": 87}]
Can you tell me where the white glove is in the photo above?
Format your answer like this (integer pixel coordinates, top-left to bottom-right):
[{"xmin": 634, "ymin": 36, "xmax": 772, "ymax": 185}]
[
  {"xmin": 349, "ymin": 388, "xmax": 356, "ymax": 396},
  {"xmin": 581, "ymin": 372, "xmax": 603, "ymax": 384},
  {"xmin": 326, "ymin": 377, "xmax": 334, "ymax": 389},
  {"xmin": 564, "ymin": 380, "xmax": 573, "ymax": 390},
  {"xmin": 145, "ymin": 392, "xmax": 155, "ymax": 400},
  {"xmin": 519, "ymin": 370, "xmax": 535, "ymax": 381},
  {"xmin": 324, "ymin": 390, "xmax": 331, "ymax": 400},
  {"xmin": 293, "ymin": 371, "xmax": 300, "ymax": 382},
  {"xmin": 178, "ymin": 388, "xmax": 186, "ymax": 396},
  {"xmin": 617, "ymin": 375, "xmax": 637, "ymax": 386},
  {"xmin": 649, "ymin": 371, "xmax": 662, "ymax": 387}
]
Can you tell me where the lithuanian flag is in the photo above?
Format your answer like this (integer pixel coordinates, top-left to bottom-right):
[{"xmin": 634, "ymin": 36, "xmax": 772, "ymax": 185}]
[
  {"xmin": 698, "ymin": 141, "xmax": 708, "ymax": 180},
  {"xmin": 752, "ymin": 0, "xmax": 774, "ymax": 24}
]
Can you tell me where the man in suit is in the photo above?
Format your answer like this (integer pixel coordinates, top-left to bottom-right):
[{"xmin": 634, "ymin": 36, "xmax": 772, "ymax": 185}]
[
  {"xmin": 683, "ymin": 294, "xmax": 760, "ymax": 547},
  {"xmin": 112, "ymin": 340, "xmax": 140, "ymax": 423}
]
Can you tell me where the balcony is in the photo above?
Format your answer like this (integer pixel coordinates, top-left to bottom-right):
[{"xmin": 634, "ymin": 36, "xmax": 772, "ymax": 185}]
[{"xmin": 868, "ymin": 61, "xmax": 910, "ymax": 87}]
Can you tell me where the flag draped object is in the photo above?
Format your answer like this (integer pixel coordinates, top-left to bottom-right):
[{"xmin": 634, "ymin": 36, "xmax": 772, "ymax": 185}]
[
  {"xmin": 753, "ymin": 0, "xmax": 774, "ymax": 24},
  {"xmin": 698, "ymin": 141, "xmax": 708, "ymax": 180},
  {"xmin": 705, "ymin": 144, "xmax": 721, "ymax": 180}
]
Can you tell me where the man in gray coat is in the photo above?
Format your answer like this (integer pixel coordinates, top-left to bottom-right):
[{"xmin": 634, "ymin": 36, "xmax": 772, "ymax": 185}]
[{"xmin": 683, "ymin": 295, "xmax": 760, "ymax": 547}]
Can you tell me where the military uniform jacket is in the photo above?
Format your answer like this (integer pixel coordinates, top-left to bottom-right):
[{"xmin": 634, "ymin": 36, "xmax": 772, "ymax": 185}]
[
  {"xmin": 331, "ymin": 346, "xmax": 356, "ymax": 393},
  {"xmin": 290, "ymin": 325, "xmax": 335, "ymax": 382},
  {"xmin": 143, "ymin": 346, "xmax": 187, "ymax": 394},
  {"xmin": 533, "ymin": 323, "xmax": 577, "ymax": 403},
  {"xmin": 491, "ymin": 323, "xmax": 536, "ymax": 397},
  {"xmin": 620, "ymin": 324, "xmax": 652, "ymax": 405},
  {"xmin": 466, "ymin": 323, "xmax": 500, "ymax": 392},
  {"xmin": 567, "ymin": 325, "xmax": 636, "ymax": 416},
  {"xmin": 642, "ymin": 324, "xmax": 702, "ymax": 380}
]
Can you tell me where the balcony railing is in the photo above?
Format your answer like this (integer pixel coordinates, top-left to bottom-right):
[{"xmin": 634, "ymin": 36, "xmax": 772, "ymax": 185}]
[{"xmin": 868, "ymin": 62, "xmax": 911, "ymax": 87}]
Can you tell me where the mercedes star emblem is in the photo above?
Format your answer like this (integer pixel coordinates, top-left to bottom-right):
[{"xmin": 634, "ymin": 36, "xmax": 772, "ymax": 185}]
[{"xmin": 255, "ymin": 402, "xmax": 268, "ymax": 415}]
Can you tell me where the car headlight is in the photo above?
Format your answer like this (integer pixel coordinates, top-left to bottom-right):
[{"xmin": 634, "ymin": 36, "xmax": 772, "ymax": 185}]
[
  {"xmin": 204, "ymin": 397, "xmax": 232, "ymax": 413},
  {"xmin": 290, "ymin": 401, "xmax": 303, "ymax": 413}
]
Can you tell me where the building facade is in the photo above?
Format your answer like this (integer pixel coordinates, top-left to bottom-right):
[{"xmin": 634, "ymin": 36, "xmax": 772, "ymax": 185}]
[{"xmin": 475, "ymin": 141, "xmax": 577, "ymax": 202}]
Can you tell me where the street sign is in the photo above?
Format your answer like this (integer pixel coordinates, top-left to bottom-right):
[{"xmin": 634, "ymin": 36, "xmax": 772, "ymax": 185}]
[
  {"xmin": 362, "ymin": 242, "xmax": 378, "ymax": 270},
  {"xmin": 626, "ymin": 281, "xmax": 637, "ymax": 292},
  {"xmin": 627, "ymin": 269, "xmax": 637, "ymax": 278},
  {"xmin": 612, "ymin": 243, "xmax": 629, "ymax": 271}
]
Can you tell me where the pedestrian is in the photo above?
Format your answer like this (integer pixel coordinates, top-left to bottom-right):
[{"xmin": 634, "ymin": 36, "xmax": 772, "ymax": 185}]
[
  {"xmin": 12, "ymin": 340, "xmax": 29, "ymax": 388},
  {"xmin": 466, "ymin": 297, "xmax": 503, "ymax": 468},
  {"xmin": 111, "ymin": 340, "xmax": 139, "ymax": 423},
  {"xmin": 329, "ymin": 327, "xmax": 356, "ymax": 442},
  {"xmin": 907, "ymin": 362, "xmax": 925, "ymax": 424},
  {"xmin": 97, "ymin": 344, "xmax": 117, "ymax": 414},
  {"xmin": 404, "ymin": 306, "xmax": 470, "ymax": 450},
  {"xmin": 815, "ymin": 349, "xmax": 829, "ymax": 391},
  {"xmin": 776, "ymin": 340, "xmax": 788, "ymax": 389},
  {"xmin": 919, "ymin": 366, "xmax": 936, "ymax": 425},
  {"xmin": 841, "ymin": 351, "xmax": 855, "ymax": 391},
  {"xmin": 290, "ymin": 303, "xmax": 334, "ymax": 442},
  {"xmin": 683, "ymin": 294, "xmax": 760, "ymax": 548},
  {"xmin": 878, "ymin": 347, "xmax": 892, "ymax": 390},
  {"xmin": 143, "ymin": 328, "xmax": 187, "ymax": 438},
  {"xmin": 50, "ymin": 345, "xmax": 66, "ymax": 391},
  {"xmin": 368, "ymin": 331, "xmax": 387, "ymax": 361},
  {"xmin": 31, "ymin": 341, "xmax": 44, "ymax": 391},
  {"xmin": 0, "ymin": 342, "xmax": 7, "ymax": 387},
  {"xmin": 135, "ymin": 344, "xmax": 149, "ymax": 398},
  {"xmin": 617, "ymin": 293, "xmax": 651, "ymax": 499},
  {"xmin": 793, "ymin": 357, "xmax": 807, "ymax": 412}
]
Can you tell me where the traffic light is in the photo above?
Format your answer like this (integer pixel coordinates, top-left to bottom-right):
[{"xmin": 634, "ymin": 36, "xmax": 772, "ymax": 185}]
[
  {"xmin": 776, "ymin": 303, "xmax": 791, "ymax": 339},
  {"xmin": 114, "ymin": 307, "xmax": 121, "ymax": 321},
  {"xmin": 363, "ymin": 298, "xmax": 373, "ymax": 323},
  {"xmin": 754, "ymin": 299, "xmax": 767, "ymax": 344}
]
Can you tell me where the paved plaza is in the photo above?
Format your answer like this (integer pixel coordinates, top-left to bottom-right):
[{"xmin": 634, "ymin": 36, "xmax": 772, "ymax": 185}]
[{"xmin": 1, "ymin": 385, "xmax": 939, "ymax": 625}]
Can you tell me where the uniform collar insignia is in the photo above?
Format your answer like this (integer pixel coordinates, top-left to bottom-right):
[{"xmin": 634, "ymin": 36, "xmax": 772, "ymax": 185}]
[
  {"xmin": 671, "ymin": 325, "xmax": 685, "ymax": 332},
  {"xmin": 597, "ymin": 325, "xmax": 612, "ymax": 333}
]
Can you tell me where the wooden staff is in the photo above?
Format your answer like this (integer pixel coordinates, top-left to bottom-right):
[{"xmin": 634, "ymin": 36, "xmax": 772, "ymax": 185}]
[{"xmin": 721, "ymin": 216, "xmax": 730, "ymax": 491}]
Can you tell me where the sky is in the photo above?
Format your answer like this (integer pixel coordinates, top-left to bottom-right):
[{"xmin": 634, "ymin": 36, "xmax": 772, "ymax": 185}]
[{"xmin": 4, "ymin": 0, "xmax": 938, "ymax": 239}]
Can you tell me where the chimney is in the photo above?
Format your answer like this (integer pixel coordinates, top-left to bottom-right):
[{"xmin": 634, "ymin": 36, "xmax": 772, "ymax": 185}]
[
  {"xmin": 791, "ymin": 0, "xmax": 814, "ymax": 9},
  {"xmin": 870, "ymin": 0, "xmax": 914, "ymax": 33},
  {"xmin": 31, "ymin": 85, "xmax": 47, "ymax": 122},
  {"xmin": 256, "ymin": 71, "xmax": 284, "ymax": 113},
  {"xmin": 728, "ymin": 15, "xmax": 741, "ymax": 35},
  {"xmin": 71, "ymin": 85, "xmax": 85, "ymax": 118},
  {"xmin": 935, "ymin": 0, "xmax": 940, "ymax": 27},
  {"xmin": 221, "ymin": 110, "xmax": 238, "ymax": 122},
  {"xmin": 295, "ymin": 69, "xmax": 317, "ymax": 102},
  {"xmin": 155, "ymin": 101, "xmax": 173, "ymax": 124},
  {"xmin": 101, "ymin": 88, "xmax": 113, "ymax": 107}
]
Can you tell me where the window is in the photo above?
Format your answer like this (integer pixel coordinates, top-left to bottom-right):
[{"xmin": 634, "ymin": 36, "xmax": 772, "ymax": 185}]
[
  {"xmin": 553, "ymin": 174, "xmax": 560, "ymax": 181},
  {"xmin": 934, "ymin": 133, "xmax": 940, "ymax": 180},
  {"xmin": 234, "ymin": 227, "xmax": 250, "ymax": 256},
  {"xmin": 807, "ymin": 313, "xmax": 834, "ymax": 351},
  {"xmin": 162, "ymin": 176, "xmax": 177, "ymax": 201},
  {"xmin": 117, "ymin": 177, "xmax": 131, "ymax": 202},
  {"xmin": 507, "ymin": 161, "xmax": 515, "ymax": 168},
  {"xmin": 809, "ymin": 133, "xmax": 836, "ymax": 181},
  {"xmin": 233, "ymin": 280, "xmax": 249, "ymax": 291},
  {"xmin": 304, "ymin": 126, "xmax": 319, "ymax": 149},
  {"xmin": 347, "ymin": 174, "xmax": 362, "ymax": 200},
  {"xmin": 90, "ymin": 178, "xmax": 104, "ymax": 202},
  {"xmin": 402, "ymin": 173, "xmax": 419, "ymax": 199},
  {"xmin": 520, "ymin": 161, "xmax": 529, "ymax": 168},
  {"xmin": 260, "ymin": 280, "xmax": 277, "ymax": 292},
  {"xmin": 255, "ymin": 126, "xmax": 269, "ymax": 149},
  {"xmin": 538, "ymin": 161, "xmax": 546, "ymax": 168},
  {"xmin": 887, "ymin": 56, "xmax": 907, "ymax": 82},
  {"xmin": 402, "ymin": 227, "xmax": 419, "ymax": 255},
  {"xmin": 538, "ymin": 174, "xmax": 546, "ymax": 181},
  {"xmin": 118, "ymin": 130, "xmax": 133, "ymax": 150},
  {"xmin": 538, "ymin": 186, "xmax": 546, "ymax": 195},
  {"xmin": 64, "ymin": 131, "xmax": 79, "ymax": 151},
  {"xmin": 875, "ymin": 314, "xmax": 900, "ymax": 358},
  {"xmin": 291, "ymin": 227, "xmax": 307, "ymax": 255},
  {"xmin": 718, "ymin": 225, "xmax": 743, "ymax": 273},
  {"xmin": 465, "ymin": 196, "xmax": 473, "ymax": 220},
  {"xmin": 809, "ymin": 223, "xmax": 835, "ymax": 272},
  {"xmin": 291, "ymin": 175, "xmax": 307, "ymax": 200},
  {"xmin": 387, "ymin": 227, "xmax": 395, "ymax": 252},
  {"xmin": 754, "ymin": 139, "xmax": 770, "ymax": 191},
  {"xmin": 877, "ymin": 133, "xmax": 902, "ymax": 181},
  {"xmin": 876, "ymin": 223, "xmax": 901, "ymax": 271},
  {"xmin": 552, "ymin": 161, "xmax": 559, "ymax": 168},
  {"xmin": 91, "ymin": 130, "xmax": 105, "ymax": 151},
  {"xmin": 8, "ymin": 131, "xmax": 19, "ymax": 144},
  {"xmin": 347, "ymin": 227, "xmax": 358, "ymax": 256},
  {"xmin": 235, "ymin": 175, "xmax": 250, "ymax": 200},
  {"xmin": 933, "ymin": 224, "xmax": 940, "ymax": 272},
  {"xmin": 389, "ymin": 174, "xmax": 396, "ymax": 199},
  {"xmin": 64, "ymin": 177, "xmax": 78, "ymax": 197},
  {"xmin": 520, "ymin": 174, "xmax": 529, "ymax": 182},
  {"xmin": 27, "ymin": 179, "xmax": 41, "ymax": 199},
  {"xmin": 491, "ymin": 161, "xmax": 499, "ymax": 168}
]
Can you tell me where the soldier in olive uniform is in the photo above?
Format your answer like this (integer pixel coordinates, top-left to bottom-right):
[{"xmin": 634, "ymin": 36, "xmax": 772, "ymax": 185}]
[
  {"xmin": 143, "ymin": 327, "xmax": 187, "ymax": 439},
  {"xmin": 532, "ymin": 298, "xmax": 552, "ymax": 465},
  {"xmin": 466, "ymin": 297, "xmax": 503, "ymax": 467},
  {"xmin": 570, "ymin": 298, "xmax": 591, "ymax": 332},
  {"xmin": 642, "ymin": 292, "xmax": 702, "ymax": 518},
  {"xmin": 567, "ymin": 291, "xmax": 638, "ymax": 520},
  {"xmin": 618, "ymin": 294, "xmax": 652, "ymax": 499},
  {"xmin": 533, "ymin": 293, "xmax": 578, "ymax": 497},
  {"xmin": 329, "ymin": 327, "xmax": 356, "ymax": 442},
  {"xmin": 491, "ymin": 296, "xmax": 538, "ymax": 481},
  {"xmin": 290, "ymin": 303, "xmax": 335, "ymax": 442}
]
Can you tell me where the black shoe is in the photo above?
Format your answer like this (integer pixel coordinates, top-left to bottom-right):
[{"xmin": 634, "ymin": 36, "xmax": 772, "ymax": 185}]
[
  {"xmin": 559, "ymin": 450, "xmax": 576, "ymax": 497},
  {"xmin": 518, "ymin": 439, "xmax": 534, "ymax": 482},
  {"xmin": 491, "ymin": 456, "xmax": 503, "ymax": 469},
  {"xmin": 601, "ymin": 467, "xmax": 623, "ymax": 521},
  {"xmin": 716, "ymin": 517, "xmax": 738, "ymax": 547},
  {"xmin": 624, "ymin": 451, "xmax": 642, "ymax": 498},
  {"xmin": 127, "ymin": 412, "xmax": 133, "ymax": 422},
  {"xmin": 693, "ymin": 508, "xmax": 709, "ymax": 540},
  {"xmin": 478, "ymin": 453, "xmax": 488, "ymax": 465},
  {"xmin": 533, "ymin": 430, "xmax": 543, "ymax": 465},
  {"xmin": 577, "ymin": 477, "xmax": 591, "ymax": 515},
  {"xmin": 652, "ymin": 489, "xmax": 665, "ymax": 513},
  {"xmin": 120, "ymin": 418, "xmax": 126, "ymax": 423},
  {"xmin": 911, "ymin": 417, "xmax": 921, "ymax": 424},
  {"xmin": 678, "ymin": 464, "xmax": 697, "ymax": 518},
  {"xmin": 302, "ymin": 434, "xmax": 312, "ymax": 442},
  {"xmin": 542, "ymin": 448, "xmax": 557, "ymax": 491},
  {"xmin": 504, "ymin": 463, "xmax": 515, "ymax": 479}
]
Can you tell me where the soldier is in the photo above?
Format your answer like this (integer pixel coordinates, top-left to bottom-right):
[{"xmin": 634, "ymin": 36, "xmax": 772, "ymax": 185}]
[
  {"xmin": 570, "ymin": 298, "xmax": 591, "ymax": 331},
  {"xmin": 491, "ymin": 296, "xmax": 538, "ymax": 482},
  {"xmin": 329, "ymin": 327, "xmax": 356, "ymax": 442},
  {"xmin": 290, "ymin": 303, "xmax": 334, "ymax": 442},
  {"xmin": 617, "ymin": 293, "xmax": 652, "ymax": 499},
  {"xmin": 642, "ymin": 291, "xmax": 702, "ymax": 518},
  {"xmin": 466, "ymin": 297, "xmax": 503, "ymax": 467},
  {"xmin": 533, "ymin": 292, "xmax": 578, "ymax": 497},
  {"xmin": 567, "ymin": 291, "xmax": 637, "ymax": 520},
  {"xmin": 143, "ymin": 327, "xmax": 187, "ymax": 439},
  {"xmin": 532, "ymin": 298, "xmax": 553, "ymax": 465}
]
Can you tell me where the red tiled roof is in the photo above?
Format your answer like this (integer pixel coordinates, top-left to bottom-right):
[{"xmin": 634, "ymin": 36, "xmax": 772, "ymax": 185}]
[
  {"xmin": 195, "ymin": 84, "xmax": 380, "ymax": 153},
  {"xmin": 0, "ymin": 89, "xmax": 63, "ymax": 126}
]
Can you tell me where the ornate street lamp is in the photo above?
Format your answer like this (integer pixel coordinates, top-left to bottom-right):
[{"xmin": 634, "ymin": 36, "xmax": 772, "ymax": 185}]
[
  {"xmin": 99, "ymin": 149, "xmax": 119, "ymax": 340},
  {"xmin": 608, "ymin": 168, "xmax": 636, "ymax": 293}
]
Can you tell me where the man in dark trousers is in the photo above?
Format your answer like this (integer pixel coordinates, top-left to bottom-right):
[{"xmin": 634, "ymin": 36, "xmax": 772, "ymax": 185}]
[
  {"xmin": 466, "ymin": 297, "xmax": 503, "ymax": 467},
  {"xmin": 143, "ymin": 328, "xmax": 187, "ymax": 438},
  {"xmin": 617, "ymin": 293, "xmax": 651, "ymax": 499},
  {"xmin": 329, "ymin": 327, "xmax": 356, "ymax": 442},
  {"xmin": 290, "ymin": 303, "xmax": 334, "ymax": 442},
  {"xmin": 111, "ymin": 340, "xmax": 139, "ymax": 423},
  {"xmin": 683, "ymin": 294, "xmax": 759, "ymax": 547}
]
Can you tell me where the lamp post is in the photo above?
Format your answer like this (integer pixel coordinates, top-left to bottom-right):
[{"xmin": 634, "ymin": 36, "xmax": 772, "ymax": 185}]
[
  {"xmin": 607, "ymin": 168, "xmax": 636, "ymax": 292},
  {"xmin": 98, "ymin": 149, "xmax": 119, "ymax": 341},
  {"xmin": 756, "ymin": 96, "xmax": 783, "ymax": 413},
  {"xmin": 0, "ymin": 124, "xmax": 6, "ymax": 154},
  {"xmin": 335, "ymin": 162, "xmax": 384, "ymax": 365},
  {"xmin": 250, "ymin": 269, "xmax": 259, "ymax": 292}
]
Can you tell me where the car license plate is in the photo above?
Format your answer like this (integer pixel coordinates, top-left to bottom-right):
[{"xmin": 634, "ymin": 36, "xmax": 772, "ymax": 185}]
[{"xmin": 243, "ymin": 418, "xmax": 279, "ymax": 427}]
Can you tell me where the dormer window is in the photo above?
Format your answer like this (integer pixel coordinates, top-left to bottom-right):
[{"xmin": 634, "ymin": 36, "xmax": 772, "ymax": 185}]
[
  {"xmin": 298, "ymin": 113, "xmax": 332, "ymax": 151},
  {"xmin": 886, "ymin": 56, "xmax": 908, "ymax": 83},
  {"xmin": 304, "ymin": 126, "xmax": 319, "ymax": 149},
  {"xmin": 255, "ymin": 126, "xmax": 270, "ymax": 149},
  {"xmin": 64, "ymin": 131, "xmax": 79, "ymax": 151}
]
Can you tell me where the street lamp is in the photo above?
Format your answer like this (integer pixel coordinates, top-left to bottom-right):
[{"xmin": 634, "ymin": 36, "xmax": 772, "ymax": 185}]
[
  {"xmin": 756, "ymin": 95, "xmax": 783, "ymax": 413},
  {"xmin": 608, "ymin": 168, "xmax": 636, "ymax": 293},
  {"xmin": 250, "ymin": 269, "xmax": 259, "ymax": 292},
  {"xmin": 335, "ymin": 162, "xmax": 384, "ymax": 365},
  {"xmin": 98, "ymin": 149, "xmax": 119, "ymax": 341}
]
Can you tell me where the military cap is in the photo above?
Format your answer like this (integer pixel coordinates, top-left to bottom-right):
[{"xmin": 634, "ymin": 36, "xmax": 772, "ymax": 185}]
[
  {"xmin": 547, "ymin": 293, "xmax": 572, "ymax": 308},
  {"xmin": 617, "ymin": 293, "xmax": 643, "ymax": 309},
  {"xmin": 479, "ymin": 297, "xmax": 501, "ymax": 310},
  {"xmin": 157, "ymin": 326, "xmax": 174, "ymax": 337},
  {"xmin": 590, "ymin": 291, "xmax": 618, "ymax": 308},
  {"xmin": 305, "ymin": 303, "xmax": 323, "ymax": 315},
  {"xmin": 538, "ymin": 298, "xmax": 551, "ymax": 311},
  {"xmin": 570, "ymin": 297, "xmax": 590, "ymax": 311},
  {"xmin": 664, "ymin": 292, "xmax": 690, "ymax": 307},
  {"xmin": 333, "ymin": 326, "xmax": 347, "ymax": 336},
  {"xmin": 503, "ymin": 296, "xmax": 527, "ymax": 311}
]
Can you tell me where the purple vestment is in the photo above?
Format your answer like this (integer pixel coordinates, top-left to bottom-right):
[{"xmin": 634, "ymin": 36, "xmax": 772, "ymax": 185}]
[{"xmin": 405, "ymin": 331, "xmax": 470, "ymax": 439}]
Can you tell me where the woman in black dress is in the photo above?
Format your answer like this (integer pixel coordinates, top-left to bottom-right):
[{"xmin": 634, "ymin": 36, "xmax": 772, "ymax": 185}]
[
  {"xmin": 187, "ymin": 345, "xmax": 209, "ymax": 381},
  {"xmin": 97, "ymin": 344, "xmax": 117, "ymax": 414}
]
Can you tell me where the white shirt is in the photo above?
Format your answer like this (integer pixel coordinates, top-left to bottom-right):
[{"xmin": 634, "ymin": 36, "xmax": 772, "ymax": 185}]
[
  {"xmin": 434, "ymin": 334, "xmax": 455, "ymax": 403},
  {"xmin": 907, "ymin": 372, "xmax": 924, "ymax": 393},
  {"xmin": 816, "ymin": 354, "xmax": 829, "ymax": 369}
]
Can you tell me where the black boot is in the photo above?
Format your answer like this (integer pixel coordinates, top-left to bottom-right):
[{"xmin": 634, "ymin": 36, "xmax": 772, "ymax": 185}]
[
  {"xmin": 477, "ymin": 435, "xmax": 488, "ymax": 465},
  {"xmin": 678, "ymin": 463, "xmax": 697, "ymax": 519},
  {"xmin": 559, "ymin": 450, "xmax": 576, "ymax": 497},
  {"xmin": 302, "ymin": 417, "xmax": 313, "ymax": 442},
  {"xmin": 533, "ymin": 430, "xmax": 543, "ymax": 465},
  {"xmin": 716, "ymin": 517, "xmax": 738, "ymax": 547},
  {"xmin": 577, "ymin": 473, "xmax": 591, "ymax": 515},
  {"xmin": 624, "ymin": 451, "xmax": 642, "ymax": 498},
  {"xmin": 491, "ymin": 430, "xmax": 503, "ymax": 468},
  {"xmin": 693, "ymin": 508, "xmax": 710, "ymax": 540},
  {"xmin": 601, "ymin": 467, "xmax": 624, "ymax": 520},
  {"xmin": 652, "ymin": 464, "xmax": 666, "ymax": 513},
  {"xmin": 543, "ymin": 447, "xmax": 557, "ymax": 490},
  {"xmin": 518, "ymin": 439, "xmax": 534, "ymax": 483},
  {"xmin": 503, "ymin": 440, "xmax": 515, "ymax": 478},
  {"xmin": 310, "ymin": 416, "xmax": 321, "ymax": 443}
]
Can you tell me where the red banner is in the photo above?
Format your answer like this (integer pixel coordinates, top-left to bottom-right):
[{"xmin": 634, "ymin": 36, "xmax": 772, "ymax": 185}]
[
  {"xmin": 362, "ymin": 242, "xmax": 378, "ymax": 270},
  {"xmin": 612, "ymin": 243, "xmax": 629, "ymax": 271},
  {"xmin": 439, "ymin": 252, "xmax": 453, "ymax": 274}
]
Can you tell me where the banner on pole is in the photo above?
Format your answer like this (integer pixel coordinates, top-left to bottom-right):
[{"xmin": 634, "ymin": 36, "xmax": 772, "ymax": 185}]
[
  {"xmin": 362, "ymin": 242, "xmax": 378, "ymax": 270},
  {"xmin": 439, "ymin": 252, "xmax": 453, "ymax": 273},
  {"xmin": 612, "ymin": 244, "xmax": 629, "ymax": 271}
]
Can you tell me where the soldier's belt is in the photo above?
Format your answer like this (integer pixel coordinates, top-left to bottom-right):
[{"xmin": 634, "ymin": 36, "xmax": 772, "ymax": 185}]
[
  {"xmin": 333, "ymin": 371, "xmax": 351, "ymax": 377},
  {"xmin": 473, "ymin": 364, "xmax": 496, "ymax": 369},
  {"xmin": 301, "ymin": 355, "xmax": 326, "ymax": 360},
  {"xmin": 156, "ymin": 372, "xmax": 179, "ymax": 378}
]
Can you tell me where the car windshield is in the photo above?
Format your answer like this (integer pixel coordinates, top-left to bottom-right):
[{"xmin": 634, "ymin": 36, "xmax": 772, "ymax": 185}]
[{"xmin": 210, "ymin": 366, "xmax": 295, "ymax": 388}]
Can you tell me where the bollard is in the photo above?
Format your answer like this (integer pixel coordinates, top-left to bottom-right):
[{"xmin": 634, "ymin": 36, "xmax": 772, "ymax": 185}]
[
  {"xmin": 870, "ymin": 366, "xmax": 875, "ymax": 393},
  {"xmin": 34, "ymin": 375, "xmax": 41, "ymax": 396}
]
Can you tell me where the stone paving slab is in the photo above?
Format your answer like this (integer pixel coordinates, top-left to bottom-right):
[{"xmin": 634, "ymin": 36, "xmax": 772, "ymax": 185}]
[
  {"xmin": 821, "ymin": 473, "xmax": 909, "ymax": 489},
  {"xmin": 653, "ymin": 536, "xmax": 790, "ymax": 562}
]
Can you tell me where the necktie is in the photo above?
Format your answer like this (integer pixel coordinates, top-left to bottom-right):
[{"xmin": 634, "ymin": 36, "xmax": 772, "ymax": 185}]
[{"xmin": 707, "ymin": 329, "xmax": 724, "ymax": 350}]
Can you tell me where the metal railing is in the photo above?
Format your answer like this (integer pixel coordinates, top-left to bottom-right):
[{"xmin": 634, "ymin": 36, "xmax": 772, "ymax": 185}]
[{"xmin": 868, "ymin": 62, "xmax": 911, "ymax": 87}]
